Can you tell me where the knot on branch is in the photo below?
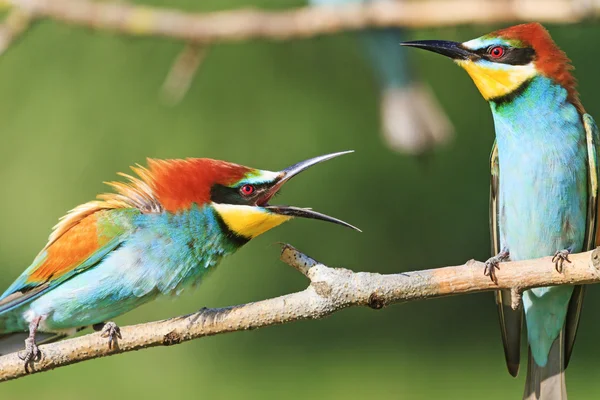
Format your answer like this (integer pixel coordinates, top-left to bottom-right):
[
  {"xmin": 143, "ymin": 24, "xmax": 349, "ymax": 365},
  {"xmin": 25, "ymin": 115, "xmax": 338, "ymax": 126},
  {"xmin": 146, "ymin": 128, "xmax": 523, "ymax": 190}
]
[
  {"xmin": 510, "ymin": 288, "xmax": 522, "ymax": 311},
  {"xmin": 311, "ymin": 281, "xmax": 332, "ymax": 297},
  {"xmin": 368, "ymin": 292, "xmax": 386, "ymax": 309},
  {"xmin": 163, "ymin": 330, "xmax": 182, "ymax": 346},
  {"xmin": 591, "ymin": 248, "xmax": 600, "ymax": 270}
]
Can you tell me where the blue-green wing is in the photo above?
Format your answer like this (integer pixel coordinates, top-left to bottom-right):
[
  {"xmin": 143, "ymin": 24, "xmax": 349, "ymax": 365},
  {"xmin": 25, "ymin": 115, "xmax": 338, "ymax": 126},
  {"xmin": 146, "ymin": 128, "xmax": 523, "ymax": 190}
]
[
  {"xmin": 490, "ymin": 141, "xmax": 523, "ymax": 377},
  {"xmin": 564, "ymin": 113, "xmax": 600, "ymax": 366},
  {"xmin": 0, "ymin": 209, "xmax": 129, "ymax": 315}
]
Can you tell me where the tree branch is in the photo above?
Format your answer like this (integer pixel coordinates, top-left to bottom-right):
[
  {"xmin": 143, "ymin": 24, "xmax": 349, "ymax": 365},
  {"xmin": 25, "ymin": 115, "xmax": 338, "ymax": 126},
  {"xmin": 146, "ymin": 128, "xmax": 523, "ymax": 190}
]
[
  {"xmin": 1, "ymin": 244, "xmax": 600, "ymax": 382},
  {"xmin": 3, "ymin": 0, "xmax": 599, "ymax": 44},
  {"xmin": 0, "ymin": 8, "xmax": 32, "ymax": 55}
]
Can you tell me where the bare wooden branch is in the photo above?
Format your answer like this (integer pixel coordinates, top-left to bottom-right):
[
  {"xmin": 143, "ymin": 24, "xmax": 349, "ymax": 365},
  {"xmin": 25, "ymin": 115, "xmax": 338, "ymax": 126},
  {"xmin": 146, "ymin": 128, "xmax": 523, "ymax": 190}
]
[
  {"xmin": 3, "ymin": 0, "xmax": 599, "ymax": 44},
  {"xmin": 1, "ymin": 244, "xmax": 600, "ymax": 382}
]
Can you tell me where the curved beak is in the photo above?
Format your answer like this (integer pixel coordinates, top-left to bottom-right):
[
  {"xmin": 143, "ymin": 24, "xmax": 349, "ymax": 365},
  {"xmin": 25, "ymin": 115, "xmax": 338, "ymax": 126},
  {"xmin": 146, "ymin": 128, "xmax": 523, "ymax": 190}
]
[
  {"xmin": 263, "ymin": 151, "xmax": 361, "ymax": 232},
  {"xmin": 280, "ymin": 150, "xmax": 354, "ymax": 185},
  {"xmin": 265, "ymin": 205, "xmax": 361, "ymax": 232},
  {"xmin": 401, "ymin": 40, "xmax": 476, "ymax": 61}
]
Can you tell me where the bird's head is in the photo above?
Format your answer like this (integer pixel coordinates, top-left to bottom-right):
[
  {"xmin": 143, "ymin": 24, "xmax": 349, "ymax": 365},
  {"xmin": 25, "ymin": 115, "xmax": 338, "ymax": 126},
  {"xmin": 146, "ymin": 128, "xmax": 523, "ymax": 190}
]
[
  {"xmin": 106, "ymin": 152, "xmax": 359, "ymax": 241},
  {"xmin": 401, "ymin": 23, "xmax": 582, "ymax": 111}
]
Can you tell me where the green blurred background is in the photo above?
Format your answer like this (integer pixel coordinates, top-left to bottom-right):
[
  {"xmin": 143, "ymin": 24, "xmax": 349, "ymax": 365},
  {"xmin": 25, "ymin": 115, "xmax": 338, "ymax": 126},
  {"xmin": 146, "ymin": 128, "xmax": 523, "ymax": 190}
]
[{"xmin": 1, "ymin": 1, "xmax": 600, "ymax": 398}]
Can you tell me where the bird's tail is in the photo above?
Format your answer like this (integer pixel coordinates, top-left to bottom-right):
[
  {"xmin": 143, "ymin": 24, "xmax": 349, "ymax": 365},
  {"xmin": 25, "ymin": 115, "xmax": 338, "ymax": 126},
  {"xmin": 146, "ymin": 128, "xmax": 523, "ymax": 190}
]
[
  {"xmin": 0, "ymin": 333, "xmax": 30, "ymax": 356},
  {"xmin": 523, "ymin": 329, "xmax": 567, "ymax": 400},
  {"xmin": 0, "ymin": 332, "xmax": 64, "ymax": 356}
]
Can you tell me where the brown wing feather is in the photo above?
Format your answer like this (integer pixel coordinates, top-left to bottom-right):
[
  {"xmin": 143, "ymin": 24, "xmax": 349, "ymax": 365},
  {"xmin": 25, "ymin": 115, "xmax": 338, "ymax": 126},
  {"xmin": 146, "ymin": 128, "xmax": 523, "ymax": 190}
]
[{"xmin": 490, "ymin": 141, "xmax": 523, "ymax": 377}]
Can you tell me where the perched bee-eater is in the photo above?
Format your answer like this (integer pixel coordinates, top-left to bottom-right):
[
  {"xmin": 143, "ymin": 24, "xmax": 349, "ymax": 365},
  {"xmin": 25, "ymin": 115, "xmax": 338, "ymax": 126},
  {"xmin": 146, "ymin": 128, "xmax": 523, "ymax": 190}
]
[
  {"xmin": 403, "ymin": 23, "xmax": 599, "ymax": 399},
  {"xmin": 0, "ymin": 152, "xmax": 358, "ymax": 369}
]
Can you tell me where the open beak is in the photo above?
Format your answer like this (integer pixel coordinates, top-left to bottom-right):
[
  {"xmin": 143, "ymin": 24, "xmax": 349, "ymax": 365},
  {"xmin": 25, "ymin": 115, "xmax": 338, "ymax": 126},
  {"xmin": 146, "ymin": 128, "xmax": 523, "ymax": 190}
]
[
  {"xmin": 262, "ymin": 151, "xmax": 361, "ymax": 232},
  {"xmin": 400, "ymin": 40, "xmax": 476, "ymax": 61}
]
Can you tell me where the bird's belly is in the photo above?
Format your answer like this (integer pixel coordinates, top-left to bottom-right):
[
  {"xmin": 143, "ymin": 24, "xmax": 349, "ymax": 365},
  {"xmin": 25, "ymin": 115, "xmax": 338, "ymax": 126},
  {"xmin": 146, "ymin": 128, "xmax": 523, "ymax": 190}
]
[
  {"xmin": 499, "ymin": 158, "xmax": 587, "ymax": 261},
  {"xmin": 23, "ymin": 240, "xmax": 217, "ymax": 331},
  {"xmin": 498, "ymin": 146, "xmax": 587, "ymax": 365}
]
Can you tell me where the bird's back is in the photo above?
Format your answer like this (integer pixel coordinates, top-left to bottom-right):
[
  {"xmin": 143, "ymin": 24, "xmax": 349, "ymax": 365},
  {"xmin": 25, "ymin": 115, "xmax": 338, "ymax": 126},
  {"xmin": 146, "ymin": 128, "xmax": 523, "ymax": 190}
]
[{"xmin": 0, "ymin": 204, "xmax": 238, "ymax": 333}]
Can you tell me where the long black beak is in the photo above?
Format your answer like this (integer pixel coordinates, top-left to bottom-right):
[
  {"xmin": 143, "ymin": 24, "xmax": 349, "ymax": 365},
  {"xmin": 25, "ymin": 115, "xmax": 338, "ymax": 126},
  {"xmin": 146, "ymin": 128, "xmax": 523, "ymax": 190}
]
[
  {"xmin": 265, "ymin": 151, "xmax": 361, "ymax": 232},
  {"xmin": 401, "ymin": 40, "xmax": 475, "ymax": 60},
  {"xmin": 266, "ymin": 205, "xmax": 361, "ymax": 232},
  {"xmin": 279, "ymin": 151, "xmax": 354, "ymax": 185}
]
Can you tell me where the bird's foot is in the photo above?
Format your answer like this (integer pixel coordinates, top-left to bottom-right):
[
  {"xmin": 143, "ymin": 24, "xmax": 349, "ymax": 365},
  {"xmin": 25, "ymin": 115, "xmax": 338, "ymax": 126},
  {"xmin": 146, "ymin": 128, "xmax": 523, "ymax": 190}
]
[
  {"xmin": 483, "ymin": 249, "xmax": 510, "ymax": 283},
  {"xmin": 552, "ymin": 249, "xmax": 572, "ymax": 273},
  {"xmin": 18, "ymin": 337, "xmax": 41, "ymax": 373},
  {"xmin": 18, "ymin": 316, "xmax": 42, "ymax": 373},
  {"xmin": 98, "ymin": 321, "xmax": 122, "ymax": 349}
]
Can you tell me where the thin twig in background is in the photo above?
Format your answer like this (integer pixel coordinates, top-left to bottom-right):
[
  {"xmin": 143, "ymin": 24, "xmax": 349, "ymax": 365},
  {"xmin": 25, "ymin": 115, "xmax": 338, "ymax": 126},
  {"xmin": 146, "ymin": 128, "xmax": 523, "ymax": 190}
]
[
  {"xmin": 1, "ymin": 244, "xmax": 600, "ymax": 382},
  {"xmin": 2, "ymin": 0, "xmax": 599, "ymax": 44},
  {"xmin": 161, "ymin": 44, "xmax": 209, "ymax": 105},
  {"xmin": 0, "ymin": 8, "xmax": 31, "ymax": 55},
  {"xmin": 2, "ymin": 0, "xmax": 597, "ymax": 106}
]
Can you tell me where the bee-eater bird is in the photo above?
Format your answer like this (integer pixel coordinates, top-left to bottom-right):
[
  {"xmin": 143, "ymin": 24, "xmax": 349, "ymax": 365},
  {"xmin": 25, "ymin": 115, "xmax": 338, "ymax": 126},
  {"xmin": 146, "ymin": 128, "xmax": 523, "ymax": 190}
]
[
  {"xmin": 309, "ymin": 0, "xmax": 454, "ymax": 155},
  {"xmin": 0, "ymin": 152, "xmax": 359, "ymax": 369},
  {"xmin": 402, "ymin": 23, "xmax": 599, "ymax": 399}
]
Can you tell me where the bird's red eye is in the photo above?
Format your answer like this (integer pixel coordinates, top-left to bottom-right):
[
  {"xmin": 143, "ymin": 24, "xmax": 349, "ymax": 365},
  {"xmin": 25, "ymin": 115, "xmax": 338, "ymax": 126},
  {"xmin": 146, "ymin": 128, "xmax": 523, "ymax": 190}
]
[
  {"xmin": 240, "ymin": 184, "xmax": 255, "ymax": 196},
  {"xmin": 489, "ymin": 46, "xmax": 505, "ymax": 58}
]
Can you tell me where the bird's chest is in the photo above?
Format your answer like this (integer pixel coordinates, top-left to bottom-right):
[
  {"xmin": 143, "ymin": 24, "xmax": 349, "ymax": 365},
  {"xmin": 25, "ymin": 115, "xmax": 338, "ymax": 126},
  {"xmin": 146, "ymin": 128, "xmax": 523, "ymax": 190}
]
[
  {"xmin": 130, "ymin": 206, "xmax": 241, "ymax": 297},
  {"xmin": 495, "ymin": 119, "xmax": 588, "ymax": 261}
]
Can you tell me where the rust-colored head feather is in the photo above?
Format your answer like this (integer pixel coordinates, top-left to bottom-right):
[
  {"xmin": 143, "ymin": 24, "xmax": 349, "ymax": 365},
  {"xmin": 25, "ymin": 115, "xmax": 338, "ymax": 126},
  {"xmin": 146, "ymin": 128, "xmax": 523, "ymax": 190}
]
[
  {"xmin": 144, "ymin": 158, "xmax": 252, "ymax": 212},
  {"xmin": 492, "ymin": 23, "xmax": 584, "ymax": 113},
  {"xmin": 48, "ymin": 158, "xmax": 253, "ymax": 247}
]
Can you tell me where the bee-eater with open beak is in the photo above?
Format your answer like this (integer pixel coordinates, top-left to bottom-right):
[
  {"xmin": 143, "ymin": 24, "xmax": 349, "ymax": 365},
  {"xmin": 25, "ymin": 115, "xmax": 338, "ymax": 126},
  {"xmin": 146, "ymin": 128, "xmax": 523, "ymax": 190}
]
[
  {"xmin": 0, "ymin": 152, "xmax": 359, "ymax": 369},
  {"xmin": 403, "ymin": 24, "xmax": 599, "ymax": 399}
]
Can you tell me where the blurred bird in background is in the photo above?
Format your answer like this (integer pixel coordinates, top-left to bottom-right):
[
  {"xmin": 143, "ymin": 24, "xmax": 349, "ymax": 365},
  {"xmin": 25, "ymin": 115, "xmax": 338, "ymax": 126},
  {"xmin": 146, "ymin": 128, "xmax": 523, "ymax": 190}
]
[
  {"xmin": 403, "ymin": 23, "xmax": 599, "ymax": 399},
  {"xmin": 0, "ymin": 152, "xmax": 358, "ymax": 370},
  {"xmin": 309, "ymin": 0, "xmax": 454, "ymax": 155}
]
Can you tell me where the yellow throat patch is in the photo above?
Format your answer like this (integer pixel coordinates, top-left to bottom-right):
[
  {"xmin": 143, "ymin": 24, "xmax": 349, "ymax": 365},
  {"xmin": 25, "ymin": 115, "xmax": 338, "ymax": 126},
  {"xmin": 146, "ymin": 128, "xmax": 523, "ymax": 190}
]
[
  {"xmin": 456, "ymin": 60, "xmax": 536, "ymax": 100},
  {"xmin": 212, "ymin": 203, "xmax": 292, "ymax": 239}
]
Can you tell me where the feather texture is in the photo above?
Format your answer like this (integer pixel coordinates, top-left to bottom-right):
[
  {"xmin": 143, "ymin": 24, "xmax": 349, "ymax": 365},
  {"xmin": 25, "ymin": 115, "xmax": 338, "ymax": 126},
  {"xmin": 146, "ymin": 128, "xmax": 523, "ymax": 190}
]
[{"xmin": 491, "ymin": 23, "xmax": 583, "ymax": 113}]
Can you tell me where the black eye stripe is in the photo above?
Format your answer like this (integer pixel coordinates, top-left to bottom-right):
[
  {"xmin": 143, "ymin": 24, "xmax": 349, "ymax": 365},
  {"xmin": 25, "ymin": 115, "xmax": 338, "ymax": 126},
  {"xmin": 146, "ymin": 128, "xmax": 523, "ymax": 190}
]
[
  {"xmin": 473, "ymin": 46, "xmax": 536, "ymax": 66},
  {"xmin": 210, "ymin": 183, "xmax": 270, "ymax": 205}
]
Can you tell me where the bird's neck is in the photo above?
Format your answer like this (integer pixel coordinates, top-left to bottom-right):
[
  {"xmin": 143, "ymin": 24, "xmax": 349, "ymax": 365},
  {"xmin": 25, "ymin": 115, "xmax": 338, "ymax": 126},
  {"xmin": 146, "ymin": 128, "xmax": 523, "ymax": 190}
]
[
  {"xmin": 489, "ymin": 76, "xmax": 583, "ymax": 145},
  {"xmin": 145, "ymin": 203, "xmax": 248, "ymax": 263},
  {"xmin": 127, "ymin": 204, "xmax": 247, "ymax": 297}
]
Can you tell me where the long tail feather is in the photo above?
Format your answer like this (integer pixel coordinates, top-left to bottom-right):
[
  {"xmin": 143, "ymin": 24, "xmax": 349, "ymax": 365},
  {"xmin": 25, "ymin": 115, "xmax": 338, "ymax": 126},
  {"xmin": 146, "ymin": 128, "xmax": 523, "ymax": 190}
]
[
  {"xmin": 0, "ymin": 332, "xmax": 65, "ymax": 356},
  {"xmin": 523, "ymin": 329, "xmax": 567, "ymax": 400},
  {"xmin": 496, "ymin": 289, "xmax": 522, "ymax": 377}
]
